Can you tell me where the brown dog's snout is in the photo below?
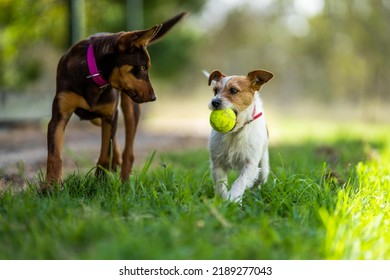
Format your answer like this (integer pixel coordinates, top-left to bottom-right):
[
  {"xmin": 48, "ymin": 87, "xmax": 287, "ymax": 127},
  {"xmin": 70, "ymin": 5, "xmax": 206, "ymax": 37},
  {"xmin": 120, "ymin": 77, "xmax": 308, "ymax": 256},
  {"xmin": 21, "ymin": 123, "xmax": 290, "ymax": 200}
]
[
  {"xmin": 145, "ymin": 86, "xmax": 156, "ymax": 102},
  {"xmin": 141, "ymin": 90, "xmax": 156, "ymax": 103}
]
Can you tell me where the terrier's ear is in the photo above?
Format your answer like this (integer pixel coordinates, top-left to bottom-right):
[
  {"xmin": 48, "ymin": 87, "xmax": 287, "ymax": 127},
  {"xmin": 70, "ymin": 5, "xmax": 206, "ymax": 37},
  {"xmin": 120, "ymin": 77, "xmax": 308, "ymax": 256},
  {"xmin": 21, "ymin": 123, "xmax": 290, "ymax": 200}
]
[
  {"xmin": 149, "ymin": 12, "xmax": 188, "ymax": 44},
  {"xmin": 118, "ymin": 25, "xmax": 162, "ymax": 51},
  {"xmin": 208, "ymin": 70, "xmax": 226, "ymax": 86},
  {"xmin": 247, "ymin": 70, "xmax": 274, "ymax": 90}
]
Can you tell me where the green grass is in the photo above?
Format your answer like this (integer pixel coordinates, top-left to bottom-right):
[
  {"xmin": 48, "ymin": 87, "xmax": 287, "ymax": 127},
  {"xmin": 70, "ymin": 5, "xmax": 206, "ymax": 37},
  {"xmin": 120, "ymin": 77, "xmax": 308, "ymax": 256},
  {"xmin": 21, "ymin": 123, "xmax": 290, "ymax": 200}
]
[{"xmin": 0, "ymin": 120, "xmax": 389, "ymax": 259}]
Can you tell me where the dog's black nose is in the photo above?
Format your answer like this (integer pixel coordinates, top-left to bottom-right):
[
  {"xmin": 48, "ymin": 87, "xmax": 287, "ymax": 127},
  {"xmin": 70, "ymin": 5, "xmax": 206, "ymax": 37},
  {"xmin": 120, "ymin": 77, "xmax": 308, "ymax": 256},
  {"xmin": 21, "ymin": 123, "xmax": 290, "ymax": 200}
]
[{"xmin": 211, "ymin": 98, "xmax": 221, "ymax": 108}]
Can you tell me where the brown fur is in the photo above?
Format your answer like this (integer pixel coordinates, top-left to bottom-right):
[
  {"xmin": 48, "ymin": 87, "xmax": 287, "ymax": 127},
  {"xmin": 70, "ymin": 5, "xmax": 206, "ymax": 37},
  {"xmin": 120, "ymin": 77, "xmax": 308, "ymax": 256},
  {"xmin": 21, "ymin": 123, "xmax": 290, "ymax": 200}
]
[
  {"xmin": 218, "ymin": 78, "xmax": 255, "ymax": 112},
  {"xmin": 208, "ymin": 70, "xmax": 273, "ymax": 113},
  {"xmin": 44, "ymin": 12, "xmax": 187, "ymax": 190}
]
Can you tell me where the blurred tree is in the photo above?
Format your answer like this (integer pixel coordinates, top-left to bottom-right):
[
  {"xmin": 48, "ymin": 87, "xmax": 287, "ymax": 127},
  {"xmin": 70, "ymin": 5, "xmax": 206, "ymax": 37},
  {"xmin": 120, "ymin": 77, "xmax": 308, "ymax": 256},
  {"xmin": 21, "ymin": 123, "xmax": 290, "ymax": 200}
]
[
  {"xmin": 1, "ymin": 0, "xmax": 389, "ymax": 106},
  {"xmin": 200, "ymin": 0, "xmax": 390, "ymax": 105},
  {"xmin": 0, "ymin": 0, "xmax": 67, "ymax": 90},
  {"xmin": 301, "ymin": 0, "xmax": 390, "ymax": 103},
  {"xmin": 0, "ymin": 0, "xmax": 206, "ymax": 93}
]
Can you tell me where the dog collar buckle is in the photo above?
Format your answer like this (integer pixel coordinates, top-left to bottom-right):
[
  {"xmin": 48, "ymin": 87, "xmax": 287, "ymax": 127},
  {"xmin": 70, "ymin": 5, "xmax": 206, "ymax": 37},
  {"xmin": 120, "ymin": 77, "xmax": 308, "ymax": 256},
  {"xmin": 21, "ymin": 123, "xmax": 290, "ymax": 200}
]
[{"xmin": 86, "ymin": 44, "xmax": 110, "ymax": 88}]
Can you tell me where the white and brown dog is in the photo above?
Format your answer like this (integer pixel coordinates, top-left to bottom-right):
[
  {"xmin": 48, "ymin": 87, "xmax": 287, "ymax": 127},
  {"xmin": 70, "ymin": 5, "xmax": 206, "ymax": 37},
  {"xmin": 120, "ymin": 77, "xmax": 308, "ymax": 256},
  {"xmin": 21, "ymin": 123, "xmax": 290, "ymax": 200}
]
[{"xmin": 206, "ymin": 69, "xmax": 273, "ymax": 202}]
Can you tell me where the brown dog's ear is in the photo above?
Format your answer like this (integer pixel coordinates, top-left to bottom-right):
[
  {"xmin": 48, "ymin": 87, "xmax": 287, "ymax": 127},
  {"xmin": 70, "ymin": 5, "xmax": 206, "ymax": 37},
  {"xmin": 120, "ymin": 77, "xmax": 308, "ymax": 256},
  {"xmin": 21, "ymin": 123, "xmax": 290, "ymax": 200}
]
[
  {"xmin": 118, "ymin": 25, "xmax": 162, "ymax": 51},
  {"xmin": 149, "ymin": 12, "xmax": 188, "ymax": 44},
  {"xmin": 247, "ymin": 70, "xmax": 274, "ymax": 90},
  {"xmin": 208, "ymin": 70, "xmax": 226, "ymax": 86}
]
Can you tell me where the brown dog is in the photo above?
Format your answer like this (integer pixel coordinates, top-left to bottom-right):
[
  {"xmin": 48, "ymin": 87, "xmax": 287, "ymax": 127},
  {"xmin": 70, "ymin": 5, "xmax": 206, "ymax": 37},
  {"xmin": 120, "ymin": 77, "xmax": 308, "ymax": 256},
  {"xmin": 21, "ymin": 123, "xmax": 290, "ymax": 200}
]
[{"xmin": 45, "ymin": 12, "xmax": 187, "ymax": 190}]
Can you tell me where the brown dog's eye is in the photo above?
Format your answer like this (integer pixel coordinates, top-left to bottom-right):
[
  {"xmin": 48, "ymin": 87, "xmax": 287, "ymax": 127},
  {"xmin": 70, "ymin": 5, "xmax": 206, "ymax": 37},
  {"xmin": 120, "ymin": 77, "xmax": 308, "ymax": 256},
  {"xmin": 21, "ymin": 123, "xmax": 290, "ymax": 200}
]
[
  {"xmin": 130, "ymin": 65, "xmax": 147, "ymax": 76},
  {"xmin": 213, "ymin": 88, "xmax": 218, "ymax": 96},
  {"xmin": 229, "ymin": 88, "xmax": 238, "ymax": 94}
]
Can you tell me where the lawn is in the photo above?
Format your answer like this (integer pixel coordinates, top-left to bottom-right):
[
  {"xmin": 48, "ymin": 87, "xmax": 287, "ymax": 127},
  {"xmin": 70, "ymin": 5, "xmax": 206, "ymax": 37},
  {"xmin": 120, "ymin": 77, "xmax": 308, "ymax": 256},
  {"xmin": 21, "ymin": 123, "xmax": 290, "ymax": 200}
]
[{"xmin": 0, "ymin": 120, "xmax": 389, "ymax": 259}]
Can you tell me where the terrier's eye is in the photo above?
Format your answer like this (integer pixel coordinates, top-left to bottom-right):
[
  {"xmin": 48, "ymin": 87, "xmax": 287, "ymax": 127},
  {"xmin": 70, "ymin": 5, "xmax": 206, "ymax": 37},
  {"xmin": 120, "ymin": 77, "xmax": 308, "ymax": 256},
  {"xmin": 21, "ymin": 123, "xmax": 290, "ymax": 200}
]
[
  {"xmin": 229, "ymin": 87, "xmax": 238, "ymax": 94},
  {"xmin": 213, "ymin": 88, "xmax": 218, "ymax": 96},
  {"xmin": 140, "ymin": 65, "xmax": 147, "ymax": 71}
]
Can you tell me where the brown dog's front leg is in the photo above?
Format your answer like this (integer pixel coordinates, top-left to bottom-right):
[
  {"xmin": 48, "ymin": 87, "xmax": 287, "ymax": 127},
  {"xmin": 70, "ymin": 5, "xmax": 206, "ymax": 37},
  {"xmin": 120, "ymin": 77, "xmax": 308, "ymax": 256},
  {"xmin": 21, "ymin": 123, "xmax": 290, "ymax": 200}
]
[
  {"xmin": 120, "ymin": 92, "xmax": 140, "ymax": 181},
  {"xmin": 96, "ymin": 109, "xmax": 120, "ymax": 175}
]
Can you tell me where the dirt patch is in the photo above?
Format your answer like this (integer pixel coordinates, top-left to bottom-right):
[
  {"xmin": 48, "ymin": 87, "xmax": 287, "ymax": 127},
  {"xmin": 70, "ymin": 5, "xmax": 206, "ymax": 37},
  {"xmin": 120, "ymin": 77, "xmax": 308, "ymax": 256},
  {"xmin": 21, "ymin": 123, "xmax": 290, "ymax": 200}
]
[{"xmin": 0, "ymin": 120, "xmax": 208, "ymax": 191}]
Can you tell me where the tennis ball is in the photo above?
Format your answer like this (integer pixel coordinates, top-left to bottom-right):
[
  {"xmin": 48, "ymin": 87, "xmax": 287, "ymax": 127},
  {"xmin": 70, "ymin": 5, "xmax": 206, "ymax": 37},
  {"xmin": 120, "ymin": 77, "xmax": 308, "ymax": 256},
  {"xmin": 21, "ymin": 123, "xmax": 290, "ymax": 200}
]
[{"xmin": 209, "ymin": 108, "xmax": 237, "ymax": 133}]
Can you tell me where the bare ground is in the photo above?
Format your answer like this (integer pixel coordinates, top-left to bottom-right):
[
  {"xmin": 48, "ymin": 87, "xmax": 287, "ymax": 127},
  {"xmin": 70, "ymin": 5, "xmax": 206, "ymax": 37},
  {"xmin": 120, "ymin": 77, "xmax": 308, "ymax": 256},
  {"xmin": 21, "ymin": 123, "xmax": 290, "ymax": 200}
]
[{"xmin": 0, "ymin": 120, "xmax": 208, "ymax": 191}]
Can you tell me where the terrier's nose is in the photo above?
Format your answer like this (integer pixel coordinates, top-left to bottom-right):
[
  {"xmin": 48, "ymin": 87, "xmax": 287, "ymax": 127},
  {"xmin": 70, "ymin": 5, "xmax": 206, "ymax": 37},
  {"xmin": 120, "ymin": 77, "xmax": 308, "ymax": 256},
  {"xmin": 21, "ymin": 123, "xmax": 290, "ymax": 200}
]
[{"xmin": 211, "ymin": 98, "xmax": 222, "ymax": 108}]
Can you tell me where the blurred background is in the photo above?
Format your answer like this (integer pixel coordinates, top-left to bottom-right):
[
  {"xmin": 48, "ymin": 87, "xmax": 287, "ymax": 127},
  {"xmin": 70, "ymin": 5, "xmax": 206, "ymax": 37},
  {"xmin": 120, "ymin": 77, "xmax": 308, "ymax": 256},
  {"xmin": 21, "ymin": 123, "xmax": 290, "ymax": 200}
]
[{"xmin": 1, "ymin": 0, "xmax": 389, "ymax": 184}]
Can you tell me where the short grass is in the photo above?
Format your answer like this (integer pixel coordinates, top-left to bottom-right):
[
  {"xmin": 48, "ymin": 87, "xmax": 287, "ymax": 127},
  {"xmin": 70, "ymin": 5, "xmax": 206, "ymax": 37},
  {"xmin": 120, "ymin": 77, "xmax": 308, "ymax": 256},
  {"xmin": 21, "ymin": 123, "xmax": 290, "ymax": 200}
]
[{"xmin": 0, "ymin": 120, "xmax": 389, "ymax": 259}]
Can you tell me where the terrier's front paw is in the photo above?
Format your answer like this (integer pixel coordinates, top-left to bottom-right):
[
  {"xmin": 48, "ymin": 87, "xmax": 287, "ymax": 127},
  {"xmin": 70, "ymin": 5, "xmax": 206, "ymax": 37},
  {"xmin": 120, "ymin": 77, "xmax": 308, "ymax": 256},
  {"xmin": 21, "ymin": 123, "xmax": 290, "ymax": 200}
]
[
  {"xmin": 225, "ymin": 190, "xmax": 243, "ymax": 203},
  {"xmin": 215, "ymin": 184, "xmax": 228, "ymax": 199}
]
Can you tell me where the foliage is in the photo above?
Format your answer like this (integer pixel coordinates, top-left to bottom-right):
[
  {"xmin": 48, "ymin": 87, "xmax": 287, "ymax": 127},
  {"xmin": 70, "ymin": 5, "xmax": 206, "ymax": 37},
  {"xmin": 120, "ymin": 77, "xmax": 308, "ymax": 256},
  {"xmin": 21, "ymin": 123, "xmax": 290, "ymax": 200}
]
[
  {"xmin": 0, "ymin": 121, "xmax": 389, "ymax": 259},
  {"xmin": 1, "ymin": 0, "xmax": 389, "ymax": 111},
  {"xmin": 0, "ymin": 0, "xmax": 206, "ymax": 90},
  {"xmin": 0, "ymin": 0, "xmax": 67, "ymax": 89},
  {"xmin": 199, "ymin": 0, "xmax": 390, "ymax": 105}
]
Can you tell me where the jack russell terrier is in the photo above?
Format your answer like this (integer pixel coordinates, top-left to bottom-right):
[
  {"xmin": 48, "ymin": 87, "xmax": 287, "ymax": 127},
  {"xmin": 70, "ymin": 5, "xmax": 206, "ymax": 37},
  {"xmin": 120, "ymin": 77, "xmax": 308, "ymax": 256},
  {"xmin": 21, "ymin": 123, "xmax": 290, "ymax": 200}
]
[{"xmin": 206, "ymin": 69, "xmax": 273, "ymax": 202}]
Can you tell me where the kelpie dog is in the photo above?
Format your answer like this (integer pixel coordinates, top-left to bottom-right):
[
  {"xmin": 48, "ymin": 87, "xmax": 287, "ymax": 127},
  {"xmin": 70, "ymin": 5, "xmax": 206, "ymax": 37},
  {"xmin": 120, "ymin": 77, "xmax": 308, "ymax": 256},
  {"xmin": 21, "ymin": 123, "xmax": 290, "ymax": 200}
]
[{"xmin": 44, "ymin": 12, "xmax": 187, "ymax": 190}]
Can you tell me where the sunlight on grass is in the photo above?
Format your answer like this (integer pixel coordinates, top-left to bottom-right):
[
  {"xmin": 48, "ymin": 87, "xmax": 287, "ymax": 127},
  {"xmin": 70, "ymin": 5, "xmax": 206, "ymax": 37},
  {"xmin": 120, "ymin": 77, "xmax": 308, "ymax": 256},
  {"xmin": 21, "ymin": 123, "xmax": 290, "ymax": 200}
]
[
  {"xmin": 320, "ymin": 149, "xmax": 390, "ymax": 259},
  {"xmin": 0, "ymin": 119, "xmax": 389, "ymax": 259}
]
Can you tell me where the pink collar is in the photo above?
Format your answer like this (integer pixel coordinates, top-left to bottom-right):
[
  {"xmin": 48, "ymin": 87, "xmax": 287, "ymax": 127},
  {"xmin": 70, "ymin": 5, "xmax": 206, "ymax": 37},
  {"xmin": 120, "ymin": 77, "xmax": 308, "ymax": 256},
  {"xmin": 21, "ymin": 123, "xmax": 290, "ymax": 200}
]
[
  {"xmin": 86, "ymin": 44, "xmax": 109, "ymax": 88},
  {"xmin": 242, "ymin": 105, "xmax": 263, "ymax": 127}
]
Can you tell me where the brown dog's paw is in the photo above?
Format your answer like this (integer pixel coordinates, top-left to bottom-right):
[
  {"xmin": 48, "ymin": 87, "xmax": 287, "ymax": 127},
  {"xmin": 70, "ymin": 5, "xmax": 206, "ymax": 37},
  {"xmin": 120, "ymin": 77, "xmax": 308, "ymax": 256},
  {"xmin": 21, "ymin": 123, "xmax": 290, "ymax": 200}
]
[
  {"xmin": 95, "ymin": 159, "xmax": 120, "ymax": 177},
  {"xmin": 40, "ymin": 178, "xmax": 62, "ymax": 194},
  {"xmin": 95, "ymin": 163, "xmax": 114, "ymax": 177}
]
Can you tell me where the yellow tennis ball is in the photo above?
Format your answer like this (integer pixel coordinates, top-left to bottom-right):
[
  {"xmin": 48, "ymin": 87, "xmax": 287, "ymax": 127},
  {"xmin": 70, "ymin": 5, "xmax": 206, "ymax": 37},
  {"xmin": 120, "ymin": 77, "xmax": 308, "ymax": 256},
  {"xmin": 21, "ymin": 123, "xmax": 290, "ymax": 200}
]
[{"xmin": 209, "ymin": 108, "xmax": 237, "ymax": 133}]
